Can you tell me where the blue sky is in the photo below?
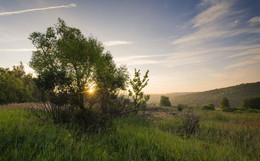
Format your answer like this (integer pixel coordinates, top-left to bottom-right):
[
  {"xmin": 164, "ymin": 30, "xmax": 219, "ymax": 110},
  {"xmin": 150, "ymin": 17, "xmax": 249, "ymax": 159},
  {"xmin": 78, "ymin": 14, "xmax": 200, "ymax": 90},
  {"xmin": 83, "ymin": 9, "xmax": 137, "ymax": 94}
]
[{"xmin": 0, "ymin": 0, "xmax": 260, "ymax": 93}]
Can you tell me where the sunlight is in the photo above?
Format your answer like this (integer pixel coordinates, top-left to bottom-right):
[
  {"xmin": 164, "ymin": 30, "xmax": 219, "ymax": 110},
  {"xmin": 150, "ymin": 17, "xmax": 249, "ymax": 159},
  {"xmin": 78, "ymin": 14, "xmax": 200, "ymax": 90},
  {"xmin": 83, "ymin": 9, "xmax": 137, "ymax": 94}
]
[{"xmin": 89, "ymin": 89, "xmax": 94, "ymax": 93}]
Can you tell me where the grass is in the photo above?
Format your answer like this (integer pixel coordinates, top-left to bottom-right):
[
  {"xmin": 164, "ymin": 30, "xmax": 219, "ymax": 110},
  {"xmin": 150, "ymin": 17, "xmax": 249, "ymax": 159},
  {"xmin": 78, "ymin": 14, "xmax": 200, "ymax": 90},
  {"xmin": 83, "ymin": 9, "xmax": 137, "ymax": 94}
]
[{"xmin": 0, "ymin": 106, "xmax": 259, "ymax": 160}]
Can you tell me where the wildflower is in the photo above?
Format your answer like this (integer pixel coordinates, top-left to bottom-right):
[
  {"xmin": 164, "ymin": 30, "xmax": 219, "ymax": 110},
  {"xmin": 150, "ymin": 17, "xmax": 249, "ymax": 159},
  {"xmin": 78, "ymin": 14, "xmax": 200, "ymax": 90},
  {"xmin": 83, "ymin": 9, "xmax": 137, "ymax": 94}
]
[{"xmin": 68, "ymin": 133, "xmax": 72, "ymax": 137}]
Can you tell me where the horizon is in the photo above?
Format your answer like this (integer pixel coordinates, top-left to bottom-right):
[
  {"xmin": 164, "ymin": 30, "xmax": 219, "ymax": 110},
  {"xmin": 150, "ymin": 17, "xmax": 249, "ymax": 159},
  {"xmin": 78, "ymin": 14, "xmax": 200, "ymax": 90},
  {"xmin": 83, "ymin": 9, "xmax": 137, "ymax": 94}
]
[{"xmin": 1, "ymin": 0, "xmax": 260, "ymax": 93}]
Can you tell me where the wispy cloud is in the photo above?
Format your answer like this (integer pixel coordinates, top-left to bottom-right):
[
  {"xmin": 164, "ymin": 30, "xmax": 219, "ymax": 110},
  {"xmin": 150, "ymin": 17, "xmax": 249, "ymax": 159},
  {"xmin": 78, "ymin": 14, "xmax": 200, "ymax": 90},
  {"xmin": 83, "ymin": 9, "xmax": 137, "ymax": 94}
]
[
  {"xmin": 103, "ymin": 41, "xmax": 133, "ymax": 46},
  {"xmin": 0, "ymin": 3, "xmax": 76, "ymax": 16},
  {"xmin": 172, "ymin": 1, "xmax": 233, "ymax": 45},
  {"xmin": 225, "ymin": 55, "xmax": 260, "ymax": 69},
  {"xmin": 228, "ymin": 47, "xmax": 260, "ymax": 58},
  {"xmin": 169, "ymin": 0, "xmax": 260, "ymax": 72},
  {"xmin": 114, "ymin": 54, "xmax": 166, "ymax": 65},
  {"xmin": 114, "ymin": 53, "xmax": 172, "ymax": 62},
  {"xmin": 172, "ymin": 0, "xmax": 260, "ymax": 46},
  {"xmin": 248, "ymin": 16, "xmax": 260, "ymax": 25},
  {"xmin": 114, "ymin": 51, "xmax": 207, "ymax": 67},
  {"xmin": 0, "ymin": 48, "xmax": 35, "ymax": 52}
]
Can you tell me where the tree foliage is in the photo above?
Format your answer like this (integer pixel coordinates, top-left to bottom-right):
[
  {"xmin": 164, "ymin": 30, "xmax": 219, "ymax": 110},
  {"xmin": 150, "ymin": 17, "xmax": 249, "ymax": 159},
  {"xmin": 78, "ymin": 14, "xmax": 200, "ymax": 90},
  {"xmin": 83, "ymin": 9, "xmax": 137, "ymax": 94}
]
[
  {"xmin": 243, "ymin": 96, "xmax": 260, "ymax": 109},
  {"xmin": 160, "ymin": 96, "xmax": 171, "ymax": 106},
  {"xmin": 0, "ymin": 62, "xmax": 39, "ymax": 104},
  {"xmin": 128, "ymin": 69, "xmax": 150, "ymax": 109},
  {"xmin": 220, "ymin": 97, "xmax": 230, "ymax": 108},
  {"xmin": 29, "ymin": 18, "xmax": 129, "ymax": 110}
]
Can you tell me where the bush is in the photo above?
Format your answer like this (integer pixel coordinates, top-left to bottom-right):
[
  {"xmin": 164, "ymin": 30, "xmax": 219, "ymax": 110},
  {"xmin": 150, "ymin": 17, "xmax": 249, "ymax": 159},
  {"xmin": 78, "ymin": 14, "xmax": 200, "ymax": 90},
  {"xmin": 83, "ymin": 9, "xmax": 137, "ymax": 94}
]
[
  {"xmin": 202, "ymin": 104, "xmax": 215, "ymax": 111},
  {"xmin": 246, "ymin": 109, "xmax": 260, "ymax": 113},
  {"xmin": 243, "ymin": 96, "xmax": 260, "ymax": 109},
  {"xmin": 160, "ymin": 96, "xmax": 171, "ymax": 106},
  {"xmin": 30, "ymin": 95, "xmax": 131, "ymax": 130},
  {"xmin": 177, "ymin": 113, "xmax": 200, "ymax": 137},
  {"xmin": 222, "ymin": 107, "xmax": 238, "ymax": 112},
  {"xmin": 177, "ymin": 104, "xmax": 187, "ymax": 112}
]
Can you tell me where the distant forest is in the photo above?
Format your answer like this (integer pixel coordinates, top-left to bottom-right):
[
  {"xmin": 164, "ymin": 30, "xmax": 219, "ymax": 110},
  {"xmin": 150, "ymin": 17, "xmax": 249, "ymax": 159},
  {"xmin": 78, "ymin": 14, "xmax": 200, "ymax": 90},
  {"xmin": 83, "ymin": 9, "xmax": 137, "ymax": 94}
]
[{"xmin": 148, "ymin": 82, "xmax": 260, "ymax": 107}]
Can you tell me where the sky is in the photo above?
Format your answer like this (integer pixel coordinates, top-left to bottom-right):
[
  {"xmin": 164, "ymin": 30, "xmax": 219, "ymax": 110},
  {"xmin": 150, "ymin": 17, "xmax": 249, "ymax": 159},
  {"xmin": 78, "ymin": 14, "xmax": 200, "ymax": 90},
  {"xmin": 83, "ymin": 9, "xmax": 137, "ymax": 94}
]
[{"xmin": 0, "ymin": 0, "xmax": 260, "ymax": 94}]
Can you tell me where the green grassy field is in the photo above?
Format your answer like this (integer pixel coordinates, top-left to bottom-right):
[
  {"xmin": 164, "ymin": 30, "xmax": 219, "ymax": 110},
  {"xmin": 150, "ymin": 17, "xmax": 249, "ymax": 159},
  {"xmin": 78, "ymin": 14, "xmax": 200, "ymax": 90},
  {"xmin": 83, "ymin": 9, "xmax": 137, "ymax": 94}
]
[{"xmin": 0, "ymin": 107, "xmax": 259, "ymax": 161}]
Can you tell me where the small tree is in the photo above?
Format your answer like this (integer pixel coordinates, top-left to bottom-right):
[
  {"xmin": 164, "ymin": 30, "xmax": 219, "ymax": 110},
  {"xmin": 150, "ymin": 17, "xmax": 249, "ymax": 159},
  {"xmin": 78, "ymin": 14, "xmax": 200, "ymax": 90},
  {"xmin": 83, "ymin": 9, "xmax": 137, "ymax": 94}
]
[
  {"xmin": 128, "ymin": 69, "xmax": 150, "ymax": 109},
  {"xmin": 220, "ymin": 97, "xmax": 230, "ymax": 109},
  {"xmin": 177, "ymin": 104, "xmax": 187, "ymax": 112},
  {"xmin": 160, "ymin": 96, "xmax": 171, "ymax": 106},
  {"xmin": 243, "ymin": 96, "xmax": 260, "ymax": 109}
]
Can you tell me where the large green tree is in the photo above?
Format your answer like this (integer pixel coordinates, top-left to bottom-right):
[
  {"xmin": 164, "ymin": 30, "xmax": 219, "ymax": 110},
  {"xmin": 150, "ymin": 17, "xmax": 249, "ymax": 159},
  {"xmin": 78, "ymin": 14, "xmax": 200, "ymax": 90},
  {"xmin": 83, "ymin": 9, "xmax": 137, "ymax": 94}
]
[{"xmin": 29, "ymin": 18, "xmax": 128, "ymax": 109}]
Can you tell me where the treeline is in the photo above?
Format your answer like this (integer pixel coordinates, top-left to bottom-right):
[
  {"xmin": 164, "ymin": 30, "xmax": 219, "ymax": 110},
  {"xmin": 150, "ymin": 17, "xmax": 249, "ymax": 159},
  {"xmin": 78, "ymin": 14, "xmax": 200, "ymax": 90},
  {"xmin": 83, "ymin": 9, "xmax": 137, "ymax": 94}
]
[
  {"xmin": 170, "ymin": 82, "xmax": 260, "ymax": 107},
  {"xmin": 0, "ymin": 62, "xmax": 40, "ymax": 104}
]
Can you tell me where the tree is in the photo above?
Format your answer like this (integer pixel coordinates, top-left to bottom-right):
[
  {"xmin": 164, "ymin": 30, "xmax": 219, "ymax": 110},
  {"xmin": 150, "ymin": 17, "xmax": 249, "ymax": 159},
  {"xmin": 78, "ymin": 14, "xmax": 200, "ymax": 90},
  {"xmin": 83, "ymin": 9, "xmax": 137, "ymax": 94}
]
[
  {"xmin": 220, "ymin": 97, "xmax": 230, "ymax": 108},
  {"xmin": 160, "ymin": 96, "xmax": 171, "ymax": 106},
  {"xmin": 128, "ymin": 69, "xmax": 150, "ymax": 109},
  {"xmin": 29, "ymin": 18, "xmax": 129, "ymax": 109},
  {"xmin": 243, "ymin": 96, "xmax": 260, "ymax": 109},
  {"xmin": 0, "ymin": 62, "xmax": 38, "ymax": 104}
]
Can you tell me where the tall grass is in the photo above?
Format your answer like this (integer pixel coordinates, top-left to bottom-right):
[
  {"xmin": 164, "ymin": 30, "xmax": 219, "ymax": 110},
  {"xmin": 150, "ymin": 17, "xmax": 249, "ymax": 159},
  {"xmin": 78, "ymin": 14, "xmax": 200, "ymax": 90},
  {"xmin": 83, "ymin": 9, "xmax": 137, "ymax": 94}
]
[{"xmin": 0, "ymin": 107, "xmax": 259, "ymax": 160}]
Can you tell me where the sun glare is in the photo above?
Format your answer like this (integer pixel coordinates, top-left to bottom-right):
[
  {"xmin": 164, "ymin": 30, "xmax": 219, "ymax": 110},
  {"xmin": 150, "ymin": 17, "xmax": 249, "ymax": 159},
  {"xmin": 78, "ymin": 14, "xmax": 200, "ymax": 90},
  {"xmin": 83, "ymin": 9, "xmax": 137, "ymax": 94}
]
[{"xmin": 89, "ymin": 89, "xmax": 94, "ymax": 93}]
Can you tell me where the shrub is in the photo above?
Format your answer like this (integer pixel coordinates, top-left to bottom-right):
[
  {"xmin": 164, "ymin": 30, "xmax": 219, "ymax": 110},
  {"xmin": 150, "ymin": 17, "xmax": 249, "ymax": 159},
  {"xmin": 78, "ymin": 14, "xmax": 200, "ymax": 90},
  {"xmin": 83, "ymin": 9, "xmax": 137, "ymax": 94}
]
[
  {"xmin": 246, "ymin": 109, "xmax": 260, "ymax": 113},
  {"xmin": 202, "ymin": 104, "xmax": 215, "ymax": 111},
  {"xmin": 177, "ymin": 104, "xmax": 187, "ymax": 112},
  {"xmin": 242, "ymin": 96, "xmax": 260, "ymax": 109},
  {"xmin": 177, "ymin": 113, "xmax": 200, "ymax": 137},
  {"xmin": 30, "ymin": 95, "xmax": 131, "ymax": 130},
  {"xmin": 222, "ymin": 107, "xmax": 238, "ymax": 112}
]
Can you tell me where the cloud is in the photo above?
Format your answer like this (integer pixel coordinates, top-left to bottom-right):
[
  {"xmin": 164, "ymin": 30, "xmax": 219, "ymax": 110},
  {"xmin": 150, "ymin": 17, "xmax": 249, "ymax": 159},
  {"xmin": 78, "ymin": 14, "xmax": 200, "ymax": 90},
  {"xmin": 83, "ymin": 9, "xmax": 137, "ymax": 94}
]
[
  {"xmin": 170, "ymin": 0, "xmax": 260, "ymax": 70},
  {"xmin": 211, "ymin": 64, "xmax": 260, "ymax": 84},
  {"xmin": 114, "ymin": 51, "xmax": 208, "ymax": 67},
  {"xmin": 228, "ymin": 47, "xmax": 260, "ymax": 58},
  {"xmin": 248, "ymin": 16, "xmax": 260, "ymax": 25},
  {"xmin": 114, "ymin": 54, "xmax": 167, "ymax": 66},
  {"xmin": 192, "ymin": 1, "xmax": 231, "ymax": 28},
  {"xmin": 0, "ymin": 3, "xmax": 76, "ymax": 16},
  {"xmin": 225, "ymin": 55, "xmax": 260, "ymax": 69},
  {"xmin": 103, "ymin": 41, "xmax": 133, "ymax": 46},
  {"xmin": 0, "ymin": 48, "xmax": 35, "ymax": 52},
  {"xmin": 172, "ymin": 1, "xmax": 233, "ymax": 45},
  {"xmin": 172, "ymin": 1, "xmax": 260, "ymax": 46}
]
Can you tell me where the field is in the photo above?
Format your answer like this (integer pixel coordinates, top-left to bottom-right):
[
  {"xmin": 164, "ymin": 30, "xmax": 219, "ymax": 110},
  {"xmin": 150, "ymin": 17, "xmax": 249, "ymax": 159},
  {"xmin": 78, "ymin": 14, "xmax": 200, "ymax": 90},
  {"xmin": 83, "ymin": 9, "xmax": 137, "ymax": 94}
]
[{"xmin": 0, "ymin": 106, "xmax": 259, "ymax": 161}]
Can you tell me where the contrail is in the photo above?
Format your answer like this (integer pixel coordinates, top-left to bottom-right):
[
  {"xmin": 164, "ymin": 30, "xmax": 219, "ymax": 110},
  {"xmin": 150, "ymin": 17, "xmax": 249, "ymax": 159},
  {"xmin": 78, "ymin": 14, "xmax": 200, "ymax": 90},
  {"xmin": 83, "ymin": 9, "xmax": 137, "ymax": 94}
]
[{"xmin": 0, "ymin": 3, "xmax": 76, "ymax": 16}]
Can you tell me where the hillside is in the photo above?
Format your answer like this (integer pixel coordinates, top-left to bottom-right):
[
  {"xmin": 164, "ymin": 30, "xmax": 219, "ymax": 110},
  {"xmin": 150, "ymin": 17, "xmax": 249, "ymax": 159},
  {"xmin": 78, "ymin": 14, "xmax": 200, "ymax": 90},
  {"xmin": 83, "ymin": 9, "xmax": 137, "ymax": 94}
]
[
  {"xmin": 149, "ymin": 82, "xmax": 260, "ymax": 107},
  {"xmin": 148, "ymin": 92, "xmax": 192, "ymax": 105}
]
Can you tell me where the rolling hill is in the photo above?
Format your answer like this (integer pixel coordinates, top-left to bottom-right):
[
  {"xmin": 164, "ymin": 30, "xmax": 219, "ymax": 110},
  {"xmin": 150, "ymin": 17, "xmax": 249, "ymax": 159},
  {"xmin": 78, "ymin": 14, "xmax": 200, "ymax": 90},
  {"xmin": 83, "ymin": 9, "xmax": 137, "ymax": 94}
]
[{"xmin": 148, "ymin": 82, "xmax": 260, "ymax": 107}]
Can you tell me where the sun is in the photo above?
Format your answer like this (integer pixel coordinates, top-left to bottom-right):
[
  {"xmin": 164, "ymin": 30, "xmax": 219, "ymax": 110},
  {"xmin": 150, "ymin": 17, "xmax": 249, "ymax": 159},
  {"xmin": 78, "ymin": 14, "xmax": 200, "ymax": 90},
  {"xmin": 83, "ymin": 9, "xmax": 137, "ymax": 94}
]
[{"xmin": 89, "ymin": 89, "xmax": 94, "ymax": 93}]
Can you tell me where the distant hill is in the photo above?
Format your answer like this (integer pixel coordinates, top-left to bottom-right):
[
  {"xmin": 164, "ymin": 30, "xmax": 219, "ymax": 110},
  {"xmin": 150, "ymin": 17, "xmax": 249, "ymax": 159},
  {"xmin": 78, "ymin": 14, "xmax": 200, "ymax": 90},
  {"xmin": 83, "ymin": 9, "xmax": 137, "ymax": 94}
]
[{"xmin": 148, "ymin": 82, "xmax": 260, "ymax": 107}]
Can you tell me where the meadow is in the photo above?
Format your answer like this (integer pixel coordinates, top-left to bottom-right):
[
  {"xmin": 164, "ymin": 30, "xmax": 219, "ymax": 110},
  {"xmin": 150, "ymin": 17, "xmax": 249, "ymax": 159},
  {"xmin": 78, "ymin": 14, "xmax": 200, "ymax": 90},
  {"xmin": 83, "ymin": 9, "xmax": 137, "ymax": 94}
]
[{"xmin": 0, "ymin": 105, "xmax": 259, "ymax": 161}]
